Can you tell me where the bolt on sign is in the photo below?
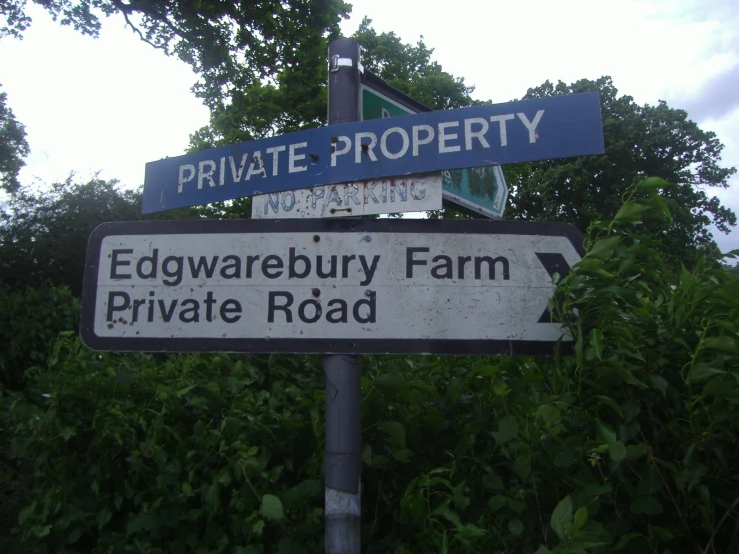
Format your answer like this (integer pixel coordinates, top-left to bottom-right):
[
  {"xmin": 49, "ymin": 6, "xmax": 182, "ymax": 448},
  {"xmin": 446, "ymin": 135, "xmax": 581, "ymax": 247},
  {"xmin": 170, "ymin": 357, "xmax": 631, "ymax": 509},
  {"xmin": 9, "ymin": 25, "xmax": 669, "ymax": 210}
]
[{"xmin": 81, "ymin": 219, "xmax": 584, "ymax": 356}]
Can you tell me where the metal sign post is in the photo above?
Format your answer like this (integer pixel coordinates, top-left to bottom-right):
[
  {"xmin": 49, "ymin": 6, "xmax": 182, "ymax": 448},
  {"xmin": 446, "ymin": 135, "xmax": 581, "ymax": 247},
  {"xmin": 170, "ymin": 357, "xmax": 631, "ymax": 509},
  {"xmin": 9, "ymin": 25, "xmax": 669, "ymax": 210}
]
[{"xmin": 324, "ymin": 38, "xmax": 362, "ymax": 554}]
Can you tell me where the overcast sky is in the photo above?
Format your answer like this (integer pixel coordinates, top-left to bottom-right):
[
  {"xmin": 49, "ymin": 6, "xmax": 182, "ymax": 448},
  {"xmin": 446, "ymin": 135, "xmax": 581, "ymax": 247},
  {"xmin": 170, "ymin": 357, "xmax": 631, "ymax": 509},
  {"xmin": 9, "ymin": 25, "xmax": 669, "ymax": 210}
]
[{"xmin": 1, "ymin": 0, "xmax": 737, "ymax": 252}]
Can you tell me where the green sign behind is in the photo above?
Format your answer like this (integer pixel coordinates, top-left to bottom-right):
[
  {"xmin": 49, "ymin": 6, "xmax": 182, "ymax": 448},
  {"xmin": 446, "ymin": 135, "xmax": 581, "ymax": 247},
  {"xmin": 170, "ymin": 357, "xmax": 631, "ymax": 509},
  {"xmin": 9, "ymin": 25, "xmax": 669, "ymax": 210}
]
[
  {"xmin": 360, "ymin": 84, "xmax": 508, "ymax": 218},
  {"xmin": 362, "ymin": 87, "xmax": 416, "ymax": 119}
]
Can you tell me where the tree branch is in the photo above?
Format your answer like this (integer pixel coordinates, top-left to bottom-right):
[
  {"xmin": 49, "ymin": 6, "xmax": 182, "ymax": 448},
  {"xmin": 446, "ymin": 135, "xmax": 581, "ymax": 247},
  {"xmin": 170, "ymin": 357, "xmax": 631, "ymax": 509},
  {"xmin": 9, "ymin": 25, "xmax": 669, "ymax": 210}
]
[{"xmin": 702, "ymin": 496, "xmax": 739, "ymax": 554}]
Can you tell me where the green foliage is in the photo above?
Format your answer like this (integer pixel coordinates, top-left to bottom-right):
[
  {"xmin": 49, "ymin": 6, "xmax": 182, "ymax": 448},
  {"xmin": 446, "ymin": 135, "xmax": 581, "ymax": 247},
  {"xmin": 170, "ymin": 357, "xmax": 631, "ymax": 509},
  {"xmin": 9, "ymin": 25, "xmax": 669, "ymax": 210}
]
[
  {"xmin": 353, "ymin": 18, "xmax": 479, "ymax": 110},
  {"xmin": 0, "ymin": 84, "xmax": 29, "ymax": 193},
  {"xmin": 0, "ymin": 284, "xmax": 74, "ymax": 548},
  {"xmin": 355, "ymin": 182, "xmax": 739, "ymax": 552},
  {"xmin": 506, "ymin": 76, "xmax": 737, "ymax": 268},
  {"xmin": 547, "ymin": 177, "xmax": 739, "ymax": 552},
  {"xmin": 0, "ymin": 178, "xmax": 140, "ymax": 294},
  {"xmin": 187, "ymin": 57, "xmax": 328, "ymax": 152},
  {"xmin": 0, "ymin": 178, "xmax": 200, "ymax": 294},
  {"xmin": 1, "ymin": 0, "xmax": 107, "ymax": 38},
  {"xmin": 187, "ymin": 17, "xmax": 479, "ymax": 157},
  {"xmin": 0, "ymin": 285, "xmax": 80, "ymax": 550},
  {"xmin": 10, "ymin": 347, "xmax": 327, "ymax": 553},
  {"xmin": 0, "ymin": 284, "xmax": 79, "ymax": 390},
  {"xmin": 721, "ymin": 259, "xmax": 739, "ymax": 276}
]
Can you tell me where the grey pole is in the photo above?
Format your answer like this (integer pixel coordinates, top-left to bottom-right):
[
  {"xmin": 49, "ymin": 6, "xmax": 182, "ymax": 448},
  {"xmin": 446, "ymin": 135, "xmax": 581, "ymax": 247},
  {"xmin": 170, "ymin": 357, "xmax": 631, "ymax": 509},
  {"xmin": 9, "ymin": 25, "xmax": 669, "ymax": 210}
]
[
  {"xmin": 323, "ymin": 354, "xmax": 362, "ymax": 553},
  {"xmin": 324, "ymin": 38, "xmax": 363, "ymax": 554}
]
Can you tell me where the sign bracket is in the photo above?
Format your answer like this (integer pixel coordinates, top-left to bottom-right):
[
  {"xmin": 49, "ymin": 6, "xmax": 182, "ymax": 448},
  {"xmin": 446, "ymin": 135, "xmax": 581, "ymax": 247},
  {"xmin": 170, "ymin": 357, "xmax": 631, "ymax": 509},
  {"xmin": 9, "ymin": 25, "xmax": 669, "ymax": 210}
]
[{"xmin": 329, "ymin": 54, "xmax": 364, "ymax": 74}]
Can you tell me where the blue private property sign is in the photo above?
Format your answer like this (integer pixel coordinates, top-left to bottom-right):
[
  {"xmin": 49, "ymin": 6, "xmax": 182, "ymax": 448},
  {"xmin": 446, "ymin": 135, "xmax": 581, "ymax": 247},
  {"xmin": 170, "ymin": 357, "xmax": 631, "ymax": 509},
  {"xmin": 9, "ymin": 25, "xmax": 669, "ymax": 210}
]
[{"xmin": 142, "ymin": 92, "xmax": 605, "ymax": 214}]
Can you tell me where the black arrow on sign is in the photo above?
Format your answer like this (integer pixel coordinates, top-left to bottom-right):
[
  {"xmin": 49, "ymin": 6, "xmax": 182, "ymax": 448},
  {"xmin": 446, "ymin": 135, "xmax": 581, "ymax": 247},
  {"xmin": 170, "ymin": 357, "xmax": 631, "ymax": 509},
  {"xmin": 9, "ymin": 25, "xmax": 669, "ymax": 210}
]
[{"xmin": 535, "ymin": 253, "xmax": 571, "ymax": 323}]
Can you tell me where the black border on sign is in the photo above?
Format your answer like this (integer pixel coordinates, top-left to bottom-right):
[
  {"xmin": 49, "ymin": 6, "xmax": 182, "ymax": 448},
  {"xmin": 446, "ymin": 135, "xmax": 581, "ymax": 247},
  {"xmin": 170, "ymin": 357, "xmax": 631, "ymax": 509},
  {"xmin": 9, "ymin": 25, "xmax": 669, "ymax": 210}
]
[{"xmin": 80, "ymin": 219, "xmax": 585, "ymax": 355}]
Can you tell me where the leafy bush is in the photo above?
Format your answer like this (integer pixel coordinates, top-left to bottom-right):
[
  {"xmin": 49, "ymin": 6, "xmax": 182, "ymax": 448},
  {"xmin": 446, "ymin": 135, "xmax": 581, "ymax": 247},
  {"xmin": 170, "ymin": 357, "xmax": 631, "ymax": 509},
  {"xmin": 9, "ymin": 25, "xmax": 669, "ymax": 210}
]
[
  {"xmin": 0, "ymin": 179, "xmax": 200, "ymax": 295},
  {"xmin": 11, "ymin": 348, "xmax": 326, "ymax": 553},
  {"xmin": 356, "ymin": 179, "xmax": 739, "ymax": 553},
  {"xmin": 0, "ymin": 284, "xmax": 80, "ymax": 390}
]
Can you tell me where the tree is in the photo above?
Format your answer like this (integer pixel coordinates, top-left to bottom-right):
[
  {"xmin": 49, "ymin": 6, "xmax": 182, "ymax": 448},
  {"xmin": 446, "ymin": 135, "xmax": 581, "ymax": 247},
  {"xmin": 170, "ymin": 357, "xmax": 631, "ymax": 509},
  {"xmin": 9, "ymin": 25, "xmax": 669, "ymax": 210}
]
[
  {"xmin": 0, "ymin": 178, "xmax": 140, "ymax": 294},
  {"xmin": 189, "ymin": 18, "xmax": 479, "ymax": 149},
  {"xmin": 506, "ymin": 77, "xmax": 737, "ymax": 267},
  {"xmin": 0, "ymin": 177, "xmax": 200, "ymax": 294},
  {"xmin": 1, "ymin": 0, "xmax": 351, "ymax": 109},
  {"xmin": 352, "ymin": 18, "xmax": 478, "ymax": 111},
  {"xmin": 722, "ymin": 260, "xmax": 739, "ymax": 276},
  {"xmin": 0, "ymin": 84, "xmax": 29, "ymax": 193}
]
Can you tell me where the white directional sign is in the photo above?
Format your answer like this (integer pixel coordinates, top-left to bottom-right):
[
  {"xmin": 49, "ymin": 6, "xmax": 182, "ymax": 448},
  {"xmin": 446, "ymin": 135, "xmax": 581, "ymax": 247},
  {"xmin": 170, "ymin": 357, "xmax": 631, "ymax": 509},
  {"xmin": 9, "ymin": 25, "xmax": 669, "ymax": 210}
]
[
  {"xmin": 251, "ymin": 173, "xmax": 442, "ymax": 219},
  {"xmin": 81, "ymin": 219, "xmax": 584, "ymax": 355}
]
